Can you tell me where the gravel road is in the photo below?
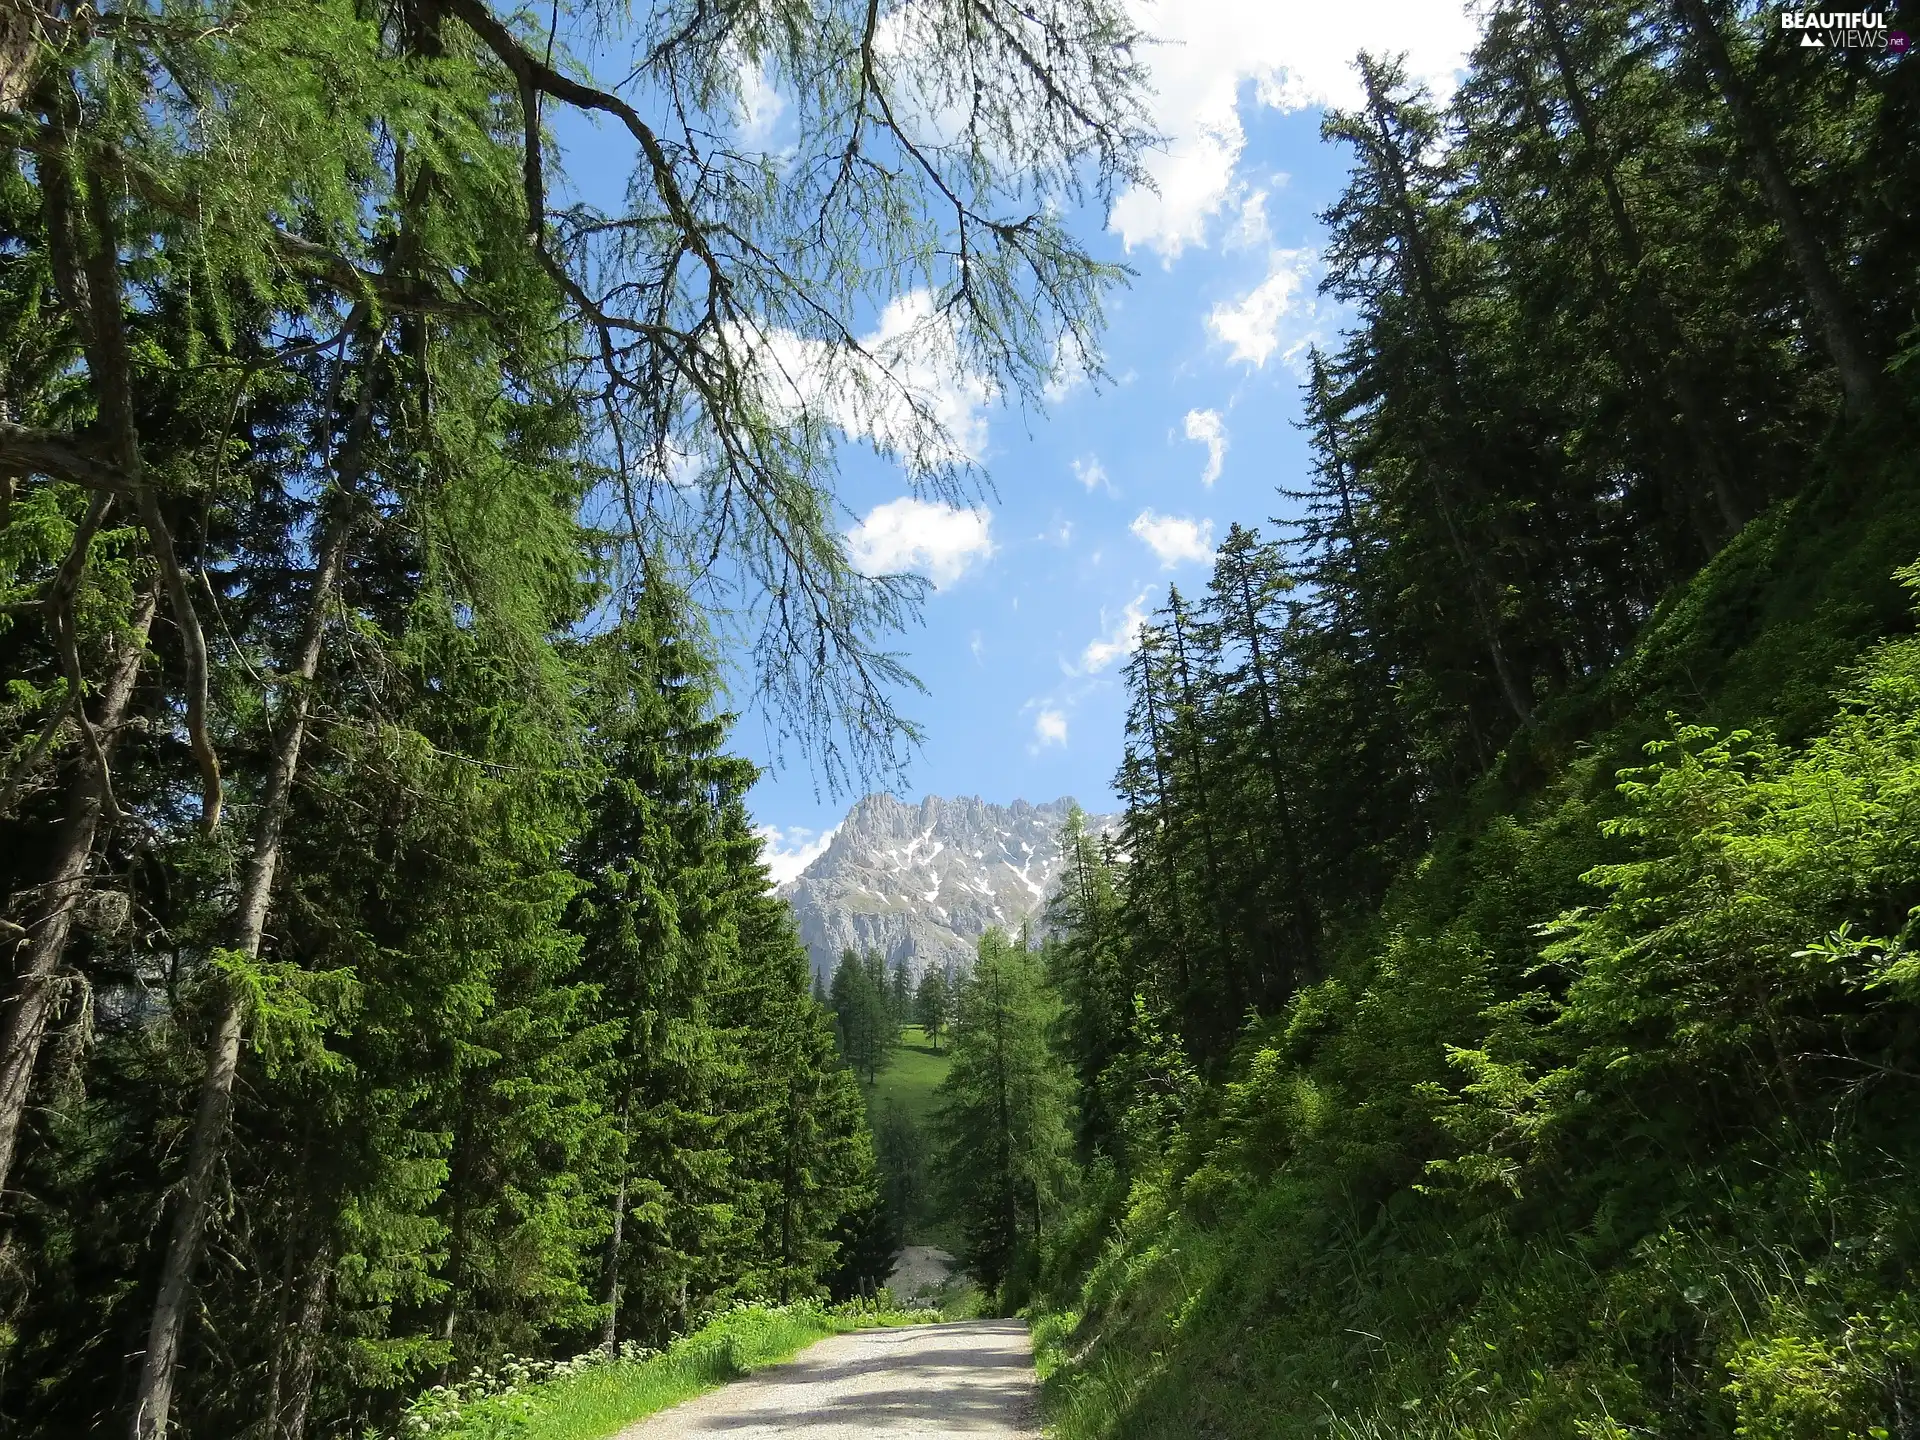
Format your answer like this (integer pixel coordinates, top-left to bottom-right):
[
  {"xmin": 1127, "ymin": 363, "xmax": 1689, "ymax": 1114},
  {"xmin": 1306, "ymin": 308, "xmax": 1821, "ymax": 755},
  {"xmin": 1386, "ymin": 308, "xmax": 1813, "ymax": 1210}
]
[{"xmin": 612, "ymin": 1320, "xmax": 1041, "ymax": 1439}]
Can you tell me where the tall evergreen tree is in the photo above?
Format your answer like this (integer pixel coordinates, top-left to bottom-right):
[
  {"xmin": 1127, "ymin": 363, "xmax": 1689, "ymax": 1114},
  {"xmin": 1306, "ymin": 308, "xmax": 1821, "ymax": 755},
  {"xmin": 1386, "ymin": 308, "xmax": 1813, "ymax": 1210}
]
[
  {"xmin": 829, "ymin": 951, "xmax": 893, "ymax": 1084},
  {"xmin": 568, "ymin": 589, "xmax": 753, "ymax": 1347},
  {"xmin": 930, "ymin": 931, "xmax": 1073, "ymax": 1294},
  {"xmin": 914, "ymin": 967, "xmax": 952, "ymax": 1053}
]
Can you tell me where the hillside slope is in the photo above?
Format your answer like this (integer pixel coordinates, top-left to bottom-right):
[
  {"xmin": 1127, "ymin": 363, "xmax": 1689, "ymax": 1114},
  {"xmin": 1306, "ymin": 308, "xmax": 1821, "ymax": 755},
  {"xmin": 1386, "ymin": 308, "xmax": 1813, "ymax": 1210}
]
[{"xmin": 1030, "ymin": 451, "xmax": 1920, "ymax": 1437}]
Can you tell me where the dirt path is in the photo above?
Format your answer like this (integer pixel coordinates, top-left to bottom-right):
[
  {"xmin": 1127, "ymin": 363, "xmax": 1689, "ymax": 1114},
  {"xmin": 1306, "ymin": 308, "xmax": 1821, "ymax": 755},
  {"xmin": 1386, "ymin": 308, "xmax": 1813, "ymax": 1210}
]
[{"xmin": 612, "ymin": 1320, "xmax": 1040, "ymax": 1438}]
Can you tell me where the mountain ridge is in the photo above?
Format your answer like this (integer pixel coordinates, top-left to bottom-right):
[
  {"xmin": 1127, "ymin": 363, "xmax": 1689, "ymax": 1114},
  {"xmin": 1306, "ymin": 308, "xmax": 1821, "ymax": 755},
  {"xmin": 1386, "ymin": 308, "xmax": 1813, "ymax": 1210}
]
[{"xmin": 777, "ymin": 792, "xmax": 1117, "ymax": 980}]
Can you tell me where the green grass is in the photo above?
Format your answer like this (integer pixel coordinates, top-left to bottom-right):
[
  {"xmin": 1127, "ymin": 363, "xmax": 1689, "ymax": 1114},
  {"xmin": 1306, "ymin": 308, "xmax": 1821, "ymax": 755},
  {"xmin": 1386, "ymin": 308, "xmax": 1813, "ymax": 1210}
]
[
  {"xmin": 868, "ymin": 1026, "xmax": 956, "ymax": 1247},
  {"xmin": 400, "ymin": 1302, "xmax": 929, "ymax": 1439},
  {"xmin": 867, "ymin": 1025, "xmax": 951, "ymax": 1131}
]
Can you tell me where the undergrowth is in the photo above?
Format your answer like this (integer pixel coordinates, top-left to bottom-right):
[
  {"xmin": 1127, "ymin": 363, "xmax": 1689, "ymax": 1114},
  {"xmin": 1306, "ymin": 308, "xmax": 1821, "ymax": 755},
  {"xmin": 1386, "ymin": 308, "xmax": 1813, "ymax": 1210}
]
[
  {"xmin": 1029, "ymin": 462, "xmax": 1920, "ymax": 1436},
  {"xmin": 389, "ymin": 1299, "xmax": 935, "ymax": 1440}
]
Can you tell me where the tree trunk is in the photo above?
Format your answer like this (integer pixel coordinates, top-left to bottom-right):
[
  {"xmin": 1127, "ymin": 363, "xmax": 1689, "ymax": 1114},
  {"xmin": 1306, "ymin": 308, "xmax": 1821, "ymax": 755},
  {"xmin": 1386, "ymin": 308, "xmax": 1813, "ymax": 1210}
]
[
  {"xmin": 268, "ymin": 1239, "xmax": 332, "ymax": 1440},
  {"xmin": 602, "ymin": 1108, "xmax": 630, "ymax": 1357},
  {"xmin": 1132, "ymin": 637, "xmax": 1189, "ymax": 999},
  {"xmin": 131, "ymin": 508, "xmax": 355, "ymax": 1440},
  {"xmin": 1233, "ymin": 568, "xmax": 1319, "ymax": 985},
  {"xmin": 0, "ymin": 586, "xmax": 156, "ymax": 1200},
  {"xmin": 1671, "ymin": 0, "xmax": 1880, "ymax": 412},
  {"xmin": 0, "ymin": 0, "xmax": 40, "ymax": 112},
  {"xmin": 1534, "ymin": 0, "xmax": 1747, "ymax": 539},
  {"xmin": 1426, "ymin": 451, "xmax": 1534, "ymax": 723},
  {"xmin": 63, "ymin": 149, "xmax": 224, "ymax": 837},
  {"xmin": 1164, "ymin": 592, "xmax": 1238, "ymax": 1032},
  {"xmin": 1164, "ymin": 593, "xmax": 1229, "ymax": 914},
  {"xmin": 1360, "ymin": 64, "xmax": 1533, "ymax": 721}
]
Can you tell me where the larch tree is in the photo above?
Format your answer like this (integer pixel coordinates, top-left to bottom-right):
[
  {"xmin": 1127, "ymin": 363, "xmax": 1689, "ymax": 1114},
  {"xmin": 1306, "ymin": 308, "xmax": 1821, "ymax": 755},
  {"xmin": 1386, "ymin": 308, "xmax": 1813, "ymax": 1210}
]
[{"xmin": 930, "ymin": 929, "xmax": 1072, "ymax": 1294}]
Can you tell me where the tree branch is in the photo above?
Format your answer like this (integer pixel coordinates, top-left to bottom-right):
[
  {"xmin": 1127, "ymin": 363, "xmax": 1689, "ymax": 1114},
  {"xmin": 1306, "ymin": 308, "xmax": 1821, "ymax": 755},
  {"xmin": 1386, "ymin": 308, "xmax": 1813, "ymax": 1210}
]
[
  {"xmin": 0, "ymin": 423, "xmax": 132, "ymax": 493},
  {"xmin": 438, "ymin": 0, "xmax": 731, "ymax": 302}
]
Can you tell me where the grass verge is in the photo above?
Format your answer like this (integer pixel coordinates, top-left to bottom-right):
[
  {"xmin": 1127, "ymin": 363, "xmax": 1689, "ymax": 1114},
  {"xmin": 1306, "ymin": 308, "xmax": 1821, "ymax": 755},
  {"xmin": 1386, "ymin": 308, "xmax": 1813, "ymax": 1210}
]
[{"xmin": 397, "ymin": 1300, "xmax": 934, "ymax": 1439}]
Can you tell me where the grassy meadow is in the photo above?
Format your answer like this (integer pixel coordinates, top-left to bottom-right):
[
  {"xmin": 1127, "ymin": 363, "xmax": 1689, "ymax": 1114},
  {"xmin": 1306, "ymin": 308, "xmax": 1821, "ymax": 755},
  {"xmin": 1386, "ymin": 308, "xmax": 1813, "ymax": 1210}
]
[
  {"xmin": 866, "ymin": 1025, "xmax": 954, "ymax": 1249},
  {"xmin": 869, "ymin": 1025, "xmax": 951, "ymax": 1128}
]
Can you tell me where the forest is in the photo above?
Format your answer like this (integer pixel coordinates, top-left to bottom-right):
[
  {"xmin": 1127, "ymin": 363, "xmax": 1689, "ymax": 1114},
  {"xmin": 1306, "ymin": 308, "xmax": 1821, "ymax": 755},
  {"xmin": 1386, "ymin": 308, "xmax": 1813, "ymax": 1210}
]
[
  {"xmin": 5, "ymin": 0, "xmax": 1920, "ymax": 1437},
  {"xmin": 0, "ymin": 0, "xmax": 1147, "ymax": 1435},
  {"xmin": 1013, "ymin": 2, "xmax": 1920, "ymax": 1437}
]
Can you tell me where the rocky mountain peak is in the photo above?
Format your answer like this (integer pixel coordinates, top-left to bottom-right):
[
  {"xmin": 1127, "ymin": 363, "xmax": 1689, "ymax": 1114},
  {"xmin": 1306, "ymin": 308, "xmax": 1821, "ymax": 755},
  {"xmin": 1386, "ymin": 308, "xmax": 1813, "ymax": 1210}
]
[{"xmin": 778, "ymin": 793, "xmax": 1116, "ymax": 981}]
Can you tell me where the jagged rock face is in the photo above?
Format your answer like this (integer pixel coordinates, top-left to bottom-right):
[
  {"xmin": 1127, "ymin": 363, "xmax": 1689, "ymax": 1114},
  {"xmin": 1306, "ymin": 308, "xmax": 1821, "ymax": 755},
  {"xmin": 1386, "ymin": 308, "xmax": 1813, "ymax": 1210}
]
[{"xmin": 778, "ymin": 793, "xmax": 1117, "ymax": 981}]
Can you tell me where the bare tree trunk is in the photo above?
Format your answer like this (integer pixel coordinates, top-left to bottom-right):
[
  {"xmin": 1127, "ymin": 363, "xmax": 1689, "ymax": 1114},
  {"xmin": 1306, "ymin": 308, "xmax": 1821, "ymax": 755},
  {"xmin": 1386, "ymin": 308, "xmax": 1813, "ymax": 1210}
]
[
  {"xmin": 0, "ymin": 586, "xmax": 155, "ymax": 1198},
  {"xmin": 269, "ymin": 1241, "xmax": 332, "ymax": 1440},
  {"xmin": 1671, "ymin": 0, "xmax": 1881, "ymax": 412},
  {"xmin": 601, "ymin": 1107, "xmax": 630, "ymax": 1357},
  {"xmin": 131, "ymin": 510, "xmax": 355, "ymax": 1440}
]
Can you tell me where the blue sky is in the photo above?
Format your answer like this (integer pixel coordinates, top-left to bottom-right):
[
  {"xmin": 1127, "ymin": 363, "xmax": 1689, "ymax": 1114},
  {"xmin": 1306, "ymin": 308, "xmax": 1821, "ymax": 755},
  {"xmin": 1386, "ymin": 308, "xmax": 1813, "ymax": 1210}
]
[{"xmin": 556, "ymin": 2, "xmax": 1481, "ymax": 881}]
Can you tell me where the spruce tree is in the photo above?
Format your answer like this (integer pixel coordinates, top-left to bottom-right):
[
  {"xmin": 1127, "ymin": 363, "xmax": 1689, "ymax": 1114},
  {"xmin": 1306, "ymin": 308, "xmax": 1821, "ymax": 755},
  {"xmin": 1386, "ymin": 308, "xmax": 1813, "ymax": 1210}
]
[
  {"xmin": 930, "ymin": 931, "xmax": 1073, "ymax": 1295},
  {"xmin": 567, "ymin": 589, "xmax": 752, "ymax": 1346},
  {"xmin": 718, "ymin": 883, "xmax": 883, "ymax": 1304},
  {"xmin": 915, "ymin": 968, "xmax": 951, "ymax": 1053},
  {"xmin": 829, "ymin": 950, "xmax": 892, "ymax": 1083}
]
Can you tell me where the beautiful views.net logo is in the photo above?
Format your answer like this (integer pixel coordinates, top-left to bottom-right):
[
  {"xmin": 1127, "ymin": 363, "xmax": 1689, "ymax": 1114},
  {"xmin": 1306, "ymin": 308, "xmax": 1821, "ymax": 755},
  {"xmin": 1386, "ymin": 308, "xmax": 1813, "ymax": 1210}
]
[{"xmin": 1779, "ymin": 8, "xmax": 1909, "ymax": 53}]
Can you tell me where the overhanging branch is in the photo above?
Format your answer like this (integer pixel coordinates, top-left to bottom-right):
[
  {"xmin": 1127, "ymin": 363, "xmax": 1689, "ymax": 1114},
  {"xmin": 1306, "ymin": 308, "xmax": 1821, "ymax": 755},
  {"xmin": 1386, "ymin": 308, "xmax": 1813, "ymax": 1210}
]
[{"xmin": 0, "ymin": 423, "xmax": 133, "ymax": 493}]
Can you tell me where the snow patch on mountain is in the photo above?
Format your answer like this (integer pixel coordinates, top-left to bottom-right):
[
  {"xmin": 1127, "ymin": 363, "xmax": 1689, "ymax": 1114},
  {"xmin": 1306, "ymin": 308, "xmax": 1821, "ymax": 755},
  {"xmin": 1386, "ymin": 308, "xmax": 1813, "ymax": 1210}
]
[{"xmin": 776, "ymin": 793, "xmax": 1117, "ymax": 981}]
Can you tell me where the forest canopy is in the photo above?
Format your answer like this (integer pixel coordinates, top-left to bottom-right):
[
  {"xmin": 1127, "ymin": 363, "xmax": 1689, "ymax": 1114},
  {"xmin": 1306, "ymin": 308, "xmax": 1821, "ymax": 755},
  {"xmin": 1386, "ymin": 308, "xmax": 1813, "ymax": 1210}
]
[
  {"xmin": 1015, "ymin": 4, "xmax": 1920, "ymax": 1438},
  {"xmin": 0, "ymin": 1, "xmax": 1150, "ymax": 1435}
]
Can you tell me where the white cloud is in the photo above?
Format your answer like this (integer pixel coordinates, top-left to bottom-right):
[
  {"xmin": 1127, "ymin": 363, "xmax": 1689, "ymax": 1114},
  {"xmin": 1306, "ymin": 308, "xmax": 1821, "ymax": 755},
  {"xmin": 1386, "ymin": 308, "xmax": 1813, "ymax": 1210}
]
[
  {"xmin": 1224, "ymin": 189, "xmax": 1270, "ymax": 251},
  {"xmin": 1111, "ymin": 0, "xmax": 1478, "ymax": 258},
  {"xmin": 735, "ymin": 56, "xmax": 786, "ymax": 146},
  {"xmin": 1070, "ymin": 455, "xmax": 1111, "ymax": 493},
  {"xmin": 1080, "ymin": 591, "xmax": 1151, "ymax": 673},
  {"xmin": 1034, "ymin": 708, "xmax": 1069, "ymax": 747},
  {"xmin": 1132, "ymin": 509, "xmax": 1215, "ymax": 568},
  {"xmin": 741, "ymin": 289, "xmax": 993, "ymax": 474},
  {"xmin": 755, "ymin": 823, "xmax": 838, "ymax": 887},
  {"xmin": 1184, "ymin": 408, "xmax": 1228, "ymax": 487},
  {"xmin": 847, "ymin": 496, "xmax": 994, "ymax": 588},
  {"xmin": 1208, "ymin": 248, "xmax": 1324, "ymax": 369}
]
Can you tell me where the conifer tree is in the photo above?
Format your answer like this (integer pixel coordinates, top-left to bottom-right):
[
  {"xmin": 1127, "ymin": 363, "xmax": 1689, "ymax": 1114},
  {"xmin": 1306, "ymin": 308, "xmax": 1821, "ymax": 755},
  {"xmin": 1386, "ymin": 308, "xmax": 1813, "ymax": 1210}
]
[
  {"xmin": 915, "ymin": 968, "xmax": 952, "ymax": 1052},
  {"xmin": 829, "ymin": 950, "xmax": 893, "ymax": 1083},
  {"xmin": 718, "ymin": 882, "xmax": 878, "ymax": 1306},
  {"xmin": 568, "ymin": 588, "xmax": 753, "ymax": 1346},
  {"xmin": 1043, "ymin": 810, "xmax": 1130, "ymax": 1159},
  {"xmin": 930, "ymin": 931, "xmax": 1073, "ymax": 1294},
  {"xmin": 890, "ymin": 961, "xmax": 913, "ymax": 1033}
]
